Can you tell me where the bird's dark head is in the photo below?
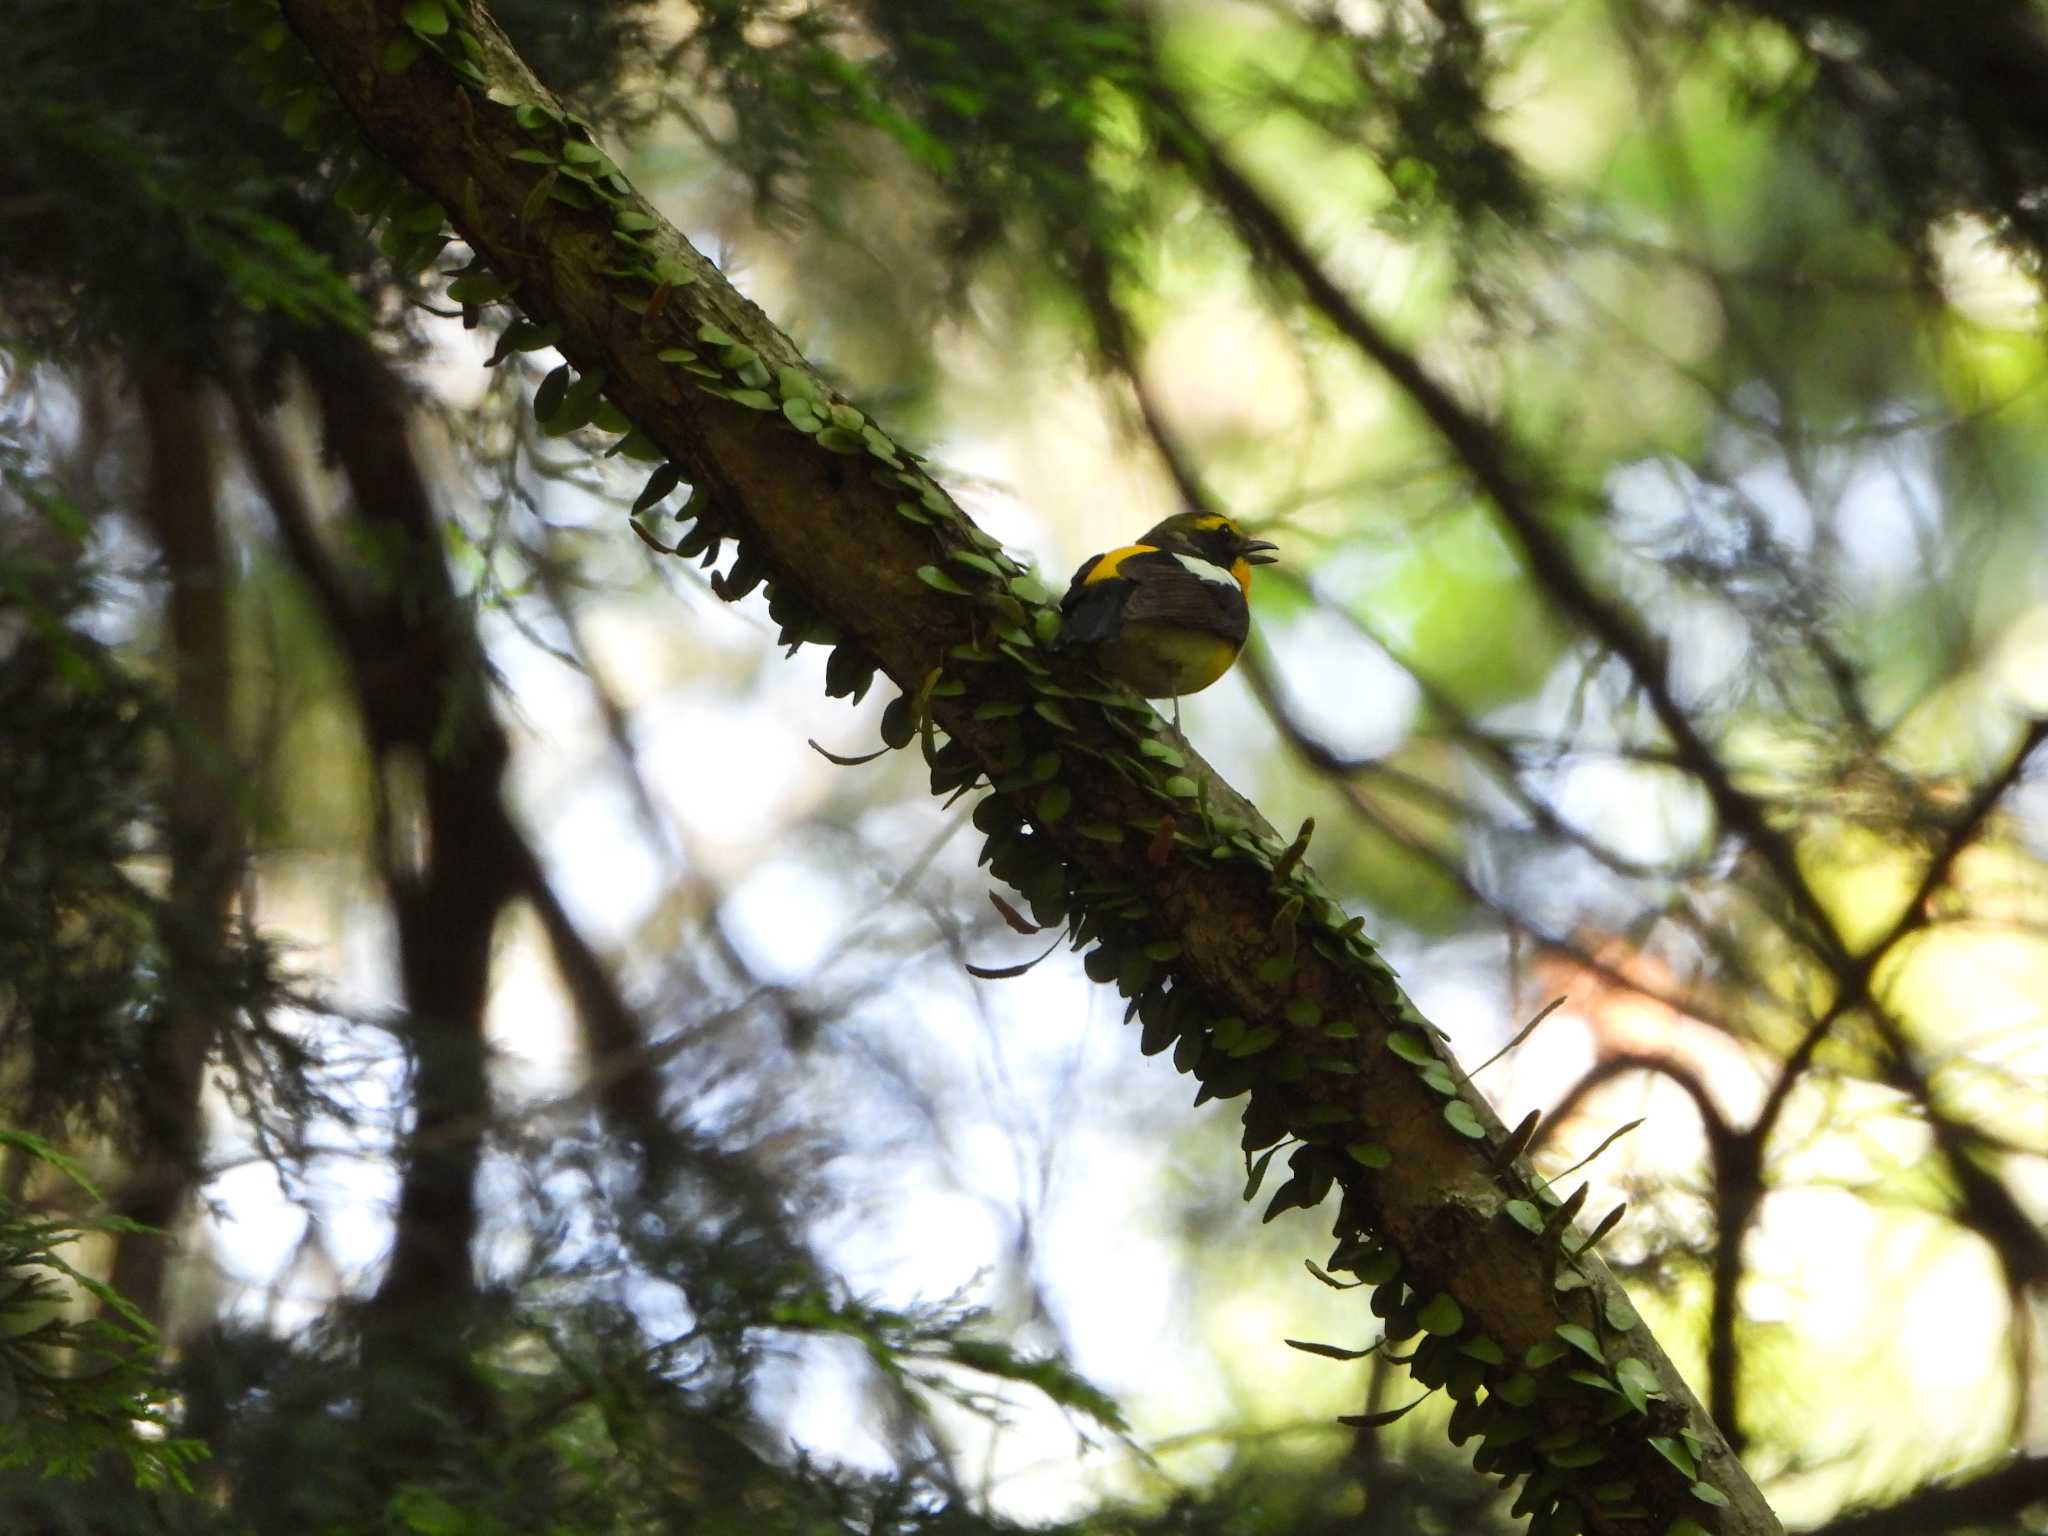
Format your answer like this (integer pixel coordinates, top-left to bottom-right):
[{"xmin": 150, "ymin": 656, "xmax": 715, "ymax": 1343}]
[{"xmin": 1140, "ymin": 512, "xmax": 1279, "ymax": 580}]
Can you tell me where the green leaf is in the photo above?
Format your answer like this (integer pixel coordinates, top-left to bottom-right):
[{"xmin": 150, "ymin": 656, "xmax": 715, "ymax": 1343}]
[
  {"xmin": 863, "ymin": 426, "xmax": 903, "ymax": 466},
  {"xmin": 401, "ymin": 0, "xmax": 449, "ymax": 35},
  {"xmin": 1649, "ymin": 1435, "xmax": 1697, "ymax": 1479},
  {"xmin": 393, "ymin": 1488, "xmax": 465, "ymax": 1535},
  {"xmin": 1284, "ymin": 1337, "xmax": 1375, "ymax": 1361},
  {"xmin": 1417, "ymin": 1293, "xmax": 1464, "ymax": 1336},
  {"xmin": 632, "ymin": 463, "xmax": 684, "ymax": 515},
  {"xmin": 1337, "ymin": 1394, "xmax": 1431, "ymax": 1430},
  {"xmin": 539, "ymin": 368, "xmax": 604, "ymax": 435},
  {"xmin": 447, "ymin": 271, "xmax": 510, "ymax": 305},
  {"xmin": 1386, "ymin": 1031, "xmax": 1434, "ymax": 1066},
  {"xmin": 1459, "ymin": 1335, "xmax": 1506, "ymax": 1365},
  {"xmin": 533, "ymin": 364, "xmax": 570, "ymax": 422},
  {"xmin": 520, "ymin": 168, "xmax": 560, "ymax": 226},
  {"xmin": 1352, "ymin": 1245, "xmax": 1400, "ymax": 1285},
  {"xmin": 949, "ymin": 550, "xmax": 1006, "ymax": 577},
  {"xmin": 1494, "ymin": 1371, "xmax": 1538, "ymax": 1406},
  {"xmin": 1613, "ymin": 1355, "xmax": 1660, "ymax": 1416},
  {"xmin": 1282, "ymin": 997, "xmax": 1321, "ymax": 1029},
  {"xmin": 824, "ymin": 644, "xmax": 876, "ymax": 703},
  {"xmin": 807, "ymin": 738, "xmax": 889, "ymax": 767},
  {"xmin": 1556, "ymin": 1324, "xmax": 1603, "ymax": 1363},
  {"xmin": 381, "ymin": 34, "xmax": 426, "ymax": 72},
  {"xmin": 487, "ymin": 320, "xmax": 561, "ymax": 365},
  {"xmin": 1573, "ymin": 1202, "xmax": 1628, "ymax": 1257},
  {"xmin": 1244, "ymin": 1143, "xmax": 1282, "ymax": 1201},
  {"xmin": 1547, "ymin": 1442, "xmax": 1606, "ymax": 1469},
  {"xmin": 1304, "ymin": 1260, "xmax": 1362, "ymax": 1290},
  {"xmin": 1254, "ymin": 953, "xmax": 1296, "ymax": 983},
  {"xmin": 879, "ymin": 695, "xmax": 916, "ymax": 750},
  {"xmin": 917, "ymin": 565, "xmax": 973, "ymax": 596}
]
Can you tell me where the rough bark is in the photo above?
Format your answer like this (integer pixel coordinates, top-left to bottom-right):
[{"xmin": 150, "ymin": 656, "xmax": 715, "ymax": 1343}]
[{"xmin": 272, "ymin": 4, "xmax": 1785, "ymax": 1529}]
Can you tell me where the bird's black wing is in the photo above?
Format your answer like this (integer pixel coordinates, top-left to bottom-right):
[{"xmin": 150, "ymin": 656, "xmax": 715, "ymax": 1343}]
[
  {"xmin": 1053, "ymin": 550, "xmax": 1131, "ymax": 650},
  {"xmin": 1117, "ymin": 554, "xmax": 1250, "ymax": 646}
]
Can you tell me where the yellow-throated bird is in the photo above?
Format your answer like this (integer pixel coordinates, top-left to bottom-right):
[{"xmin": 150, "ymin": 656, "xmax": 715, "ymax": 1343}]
[{"xmin": 1054, "ymin": 512, "xmax": 1278, "ymax": 724}]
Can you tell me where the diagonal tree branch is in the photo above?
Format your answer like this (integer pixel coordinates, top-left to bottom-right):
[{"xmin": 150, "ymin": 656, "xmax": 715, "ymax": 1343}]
[{"xmin": 261, "ymin": 2, "xmax": 1783, "ymax": 1528}]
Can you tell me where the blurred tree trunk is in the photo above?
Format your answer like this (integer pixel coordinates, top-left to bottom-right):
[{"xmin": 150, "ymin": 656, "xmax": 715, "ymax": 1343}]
[
  {"xmin": 298, "ymin": 339, "xmax": 507, "ymax": 1345},
  {"xmin": 232, "ymin": 340, "xmax": 514, "ymax": 1452},
  {"xmin": 237, "ymin": 335, "xmax": 685, "ymax": 1450},
  {"xmin": 109, "ymin": 365, "xmax": 239, "ymax": 1329}
]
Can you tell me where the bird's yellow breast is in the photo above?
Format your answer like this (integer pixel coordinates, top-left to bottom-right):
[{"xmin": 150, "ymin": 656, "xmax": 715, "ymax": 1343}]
[{"xmin": 1089, "ymin": 622, "xmax": 1239, "ymax": 699}]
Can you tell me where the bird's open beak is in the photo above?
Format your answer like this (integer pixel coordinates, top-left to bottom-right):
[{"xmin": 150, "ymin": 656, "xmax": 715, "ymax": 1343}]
[{"xmin": 1238, "ymin": 539, "xmax": 1280, "ymax": 565}]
